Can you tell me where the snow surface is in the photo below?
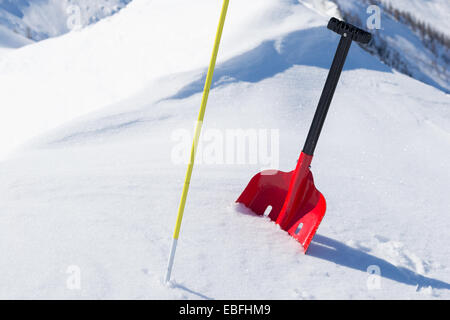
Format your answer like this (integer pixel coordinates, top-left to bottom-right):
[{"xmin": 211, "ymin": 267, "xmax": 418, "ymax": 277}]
[{"xmin": 0, "ymin": 0, "xmax": 449, "ymax": 299}]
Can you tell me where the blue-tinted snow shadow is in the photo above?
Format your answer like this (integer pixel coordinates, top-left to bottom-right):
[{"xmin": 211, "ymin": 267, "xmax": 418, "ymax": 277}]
[
  {"xmin": 309, "ymin": 234, "xmax": 450, "ymax": 291},
  {"xmin": 173, "ymin": 283, "xmax": 214, "ymax": 300},
  {"xmin": 168, "ymin": 26, "xmax": 390, "ymax": 100}
]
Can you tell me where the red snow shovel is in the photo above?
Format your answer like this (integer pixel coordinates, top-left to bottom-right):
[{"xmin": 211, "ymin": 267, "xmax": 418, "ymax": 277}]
[{"xmin": 237, "ymin": 18, "xmax": 372, "ymax": 253}]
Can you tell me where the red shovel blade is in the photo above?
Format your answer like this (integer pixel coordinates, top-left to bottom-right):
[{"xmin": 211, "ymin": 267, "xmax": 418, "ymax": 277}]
[
  {"xmin": 237, "ymin": 170, "xmax": 293, "ymax": 221},
  {"xmin": 236, "ymin": 153, "xmax": 326, "ymax": 253}
]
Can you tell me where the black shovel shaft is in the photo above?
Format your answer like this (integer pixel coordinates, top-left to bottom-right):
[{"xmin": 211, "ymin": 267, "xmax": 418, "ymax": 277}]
[
  {"xmin": 302, "ymin": 18, "xmax": 372, "ymax": 156},
  {"xmin": 302, "ymin": 35, "xmax": 352, "ymax": 155}
]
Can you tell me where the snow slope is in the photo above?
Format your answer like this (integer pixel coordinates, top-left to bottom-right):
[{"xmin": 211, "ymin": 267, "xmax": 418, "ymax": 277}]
[
  {"xmin": 0, "ymin": 0, "xmax": 449, "ymax": 299},
  {"xmin": 0, "ymin": 0, "xmax": 323, "ymax": 160}
]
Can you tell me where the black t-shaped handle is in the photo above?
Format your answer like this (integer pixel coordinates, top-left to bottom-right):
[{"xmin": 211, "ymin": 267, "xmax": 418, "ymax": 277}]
[{"xmin": 327, "ymin": 17, "xmax": 372, "ymax": 44}]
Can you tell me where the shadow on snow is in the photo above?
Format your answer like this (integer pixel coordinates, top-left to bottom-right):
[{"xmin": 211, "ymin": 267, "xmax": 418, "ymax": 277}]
[
  {"xmin": 309, "ymin": 234, "xmax": 450, "ymax": 291},
  {"xmin": 167, "ymin": 26, "xmax": 390, "ymax": 100}
]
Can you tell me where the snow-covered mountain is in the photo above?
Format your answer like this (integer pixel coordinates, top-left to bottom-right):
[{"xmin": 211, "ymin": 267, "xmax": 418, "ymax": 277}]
[
  {"xmin": 1, "ymin": 0, "xmax": 448, "ymax": 93},
  {"xmin": 0, "ymin": 0, "xmax": 131, "ymax": 43},
  {"xmin": 383, "ymin": 0, "xmax": 450, "ymax": 35},
  {"xmin": 0, "ymin": 0, "xmax": 448, "ymax": 299},
  {"xmin": 303, "ymin": 0, "xmax": 450, "ymax": 93}
]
